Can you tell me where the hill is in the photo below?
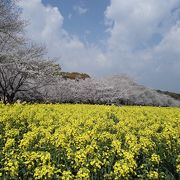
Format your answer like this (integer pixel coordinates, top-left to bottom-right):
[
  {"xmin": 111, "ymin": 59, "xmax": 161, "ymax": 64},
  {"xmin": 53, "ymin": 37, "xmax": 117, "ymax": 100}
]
[
  {"xmin": 59, "ymin": 72, "xmax": 90, "ymax": 80},
  {"xmin": 156, "ymin": 90, "xmax": 180, "ymax": 101}
]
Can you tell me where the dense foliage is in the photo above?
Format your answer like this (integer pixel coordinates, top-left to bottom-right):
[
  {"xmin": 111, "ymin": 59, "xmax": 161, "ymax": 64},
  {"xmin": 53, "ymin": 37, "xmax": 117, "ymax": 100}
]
[
  {"xmin": 39, "ymin": 75, "xmax": 180, "ymax": 107},
  {"xmin": 156, "ymin": 90, "xmax": 180, "ymax": 101},
  {"xmin": 0, "ymin": 103, "xmax": 179, "ymax": 179},
  {"xmin": 59, "ymin": 72, "xmax": 90, "ymax": 80}
]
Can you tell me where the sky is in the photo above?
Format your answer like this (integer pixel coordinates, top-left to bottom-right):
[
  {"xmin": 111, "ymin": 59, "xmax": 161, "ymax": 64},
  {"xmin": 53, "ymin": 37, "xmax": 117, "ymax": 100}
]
[{"xmin": 19, "ymin": 0, "xmax": 180, "ymax": 92}]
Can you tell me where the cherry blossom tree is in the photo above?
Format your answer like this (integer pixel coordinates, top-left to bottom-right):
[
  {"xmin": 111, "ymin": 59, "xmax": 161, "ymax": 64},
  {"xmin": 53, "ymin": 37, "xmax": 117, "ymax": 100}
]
[
  {"xmin": 0, "ymin": 0, "xmax": 60, "ymax": 104},
  {"xmin": 42, "ymin": 75, "xmax": 180, "ymax": 107},
  {"xmin": 0, "ymin": 44, "xmax": 60, "ymax": 104}
]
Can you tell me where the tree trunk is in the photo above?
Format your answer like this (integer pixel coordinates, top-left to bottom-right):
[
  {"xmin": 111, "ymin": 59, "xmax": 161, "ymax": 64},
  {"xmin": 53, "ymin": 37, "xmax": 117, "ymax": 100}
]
[
  {"xmin": 3, "ymin": 93, "xmax": 7, "ymax": 104},
  {"xmin": 6, "ymin": 93, "xmax": 15, "ymax": 104}
]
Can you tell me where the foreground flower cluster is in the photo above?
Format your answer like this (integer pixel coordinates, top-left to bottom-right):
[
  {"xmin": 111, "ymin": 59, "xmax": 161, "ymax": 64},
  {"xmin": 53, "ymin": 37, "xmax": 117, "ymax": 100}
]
[{"xmin": 0, "ymin": 104, "xmax": 179, "ymax": 179}]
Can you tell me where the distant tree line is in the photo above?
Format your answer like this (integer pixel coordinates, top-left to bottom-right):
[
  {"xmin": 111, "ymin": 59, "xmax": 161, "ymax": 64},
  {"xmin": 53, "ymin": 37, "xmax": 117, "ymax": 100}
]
[
  {"xmin": 156, "ymin": 90, "xmax": 180, "ymax": 101},
  {"xmin": 59, "ymin": 72, "xmax": 90, "ymax": 80},
  {"xmin": 36, "ymin": 75, "xmax": 179, "ymax": 107},
  {"xmin": 14, "ymin": 73, "xmax": 180, "ymax": 107}
]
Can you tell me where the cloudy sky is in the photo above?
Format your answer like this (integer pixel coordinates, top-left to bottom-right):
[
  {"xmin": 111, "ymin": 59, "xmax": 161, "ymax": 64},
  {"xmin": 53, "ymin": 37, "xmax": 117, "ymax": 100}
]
[{"xmin": 19, "ymin": 0, "xmax": 180, "ymax": 92}]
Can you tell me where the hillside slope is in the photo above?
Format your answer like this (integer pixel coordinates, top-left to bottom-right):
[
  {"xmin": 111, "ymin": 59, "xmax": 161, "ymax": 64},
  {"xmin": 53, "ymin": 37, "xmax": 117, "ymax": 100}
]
[{"xmin": 156, "ymin": 90, "xmax": 180, "ymax": 101}]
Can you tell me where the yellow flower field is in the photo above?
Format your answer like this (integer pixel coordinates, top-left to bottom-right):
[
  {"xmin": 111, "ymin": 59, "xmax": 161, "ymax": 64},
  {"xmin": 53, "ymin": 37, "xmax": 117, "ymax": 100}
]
[{"xmin": 0, "ymin": 103, "xmax": 179, "ymax": 179}]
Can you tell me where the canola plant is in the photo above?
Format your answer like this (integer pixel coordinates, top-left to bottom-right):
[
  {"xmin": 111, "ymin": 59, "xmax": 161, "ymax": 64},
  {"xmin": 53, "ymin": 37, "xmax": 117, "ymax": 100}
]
[{"xmin": 0, "ymin": 103, "xmax": 179, "ymax": 179}]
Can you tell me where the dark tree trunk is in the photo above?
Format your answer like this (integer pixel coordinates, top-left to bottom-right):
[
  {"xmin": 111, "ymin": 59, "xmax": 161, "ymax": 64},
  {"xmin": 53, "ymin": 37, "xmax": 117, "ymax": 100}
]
[
  {"xmin": 3, "ymin": 92, "xmax": 7, "ymax": 104},
  {"xmin": 6, "ymin": 93, "xmax": 15, "ymax": 104}
]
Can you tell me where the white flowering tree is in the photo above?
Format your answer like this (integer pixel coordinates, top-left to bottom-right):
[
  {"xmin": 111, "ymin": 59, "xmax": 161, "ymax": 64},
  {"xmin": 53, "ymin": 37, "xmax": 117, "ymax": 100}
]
[
  {"xmin": 0, "ymin": 44, "xmax": 60, "ymax": 104},
  {"xmin": 0, "ymin": 0, "xmax": 61, "ymax": 104},
  {"xmin": 43, "ymin": 75, "xmax": 180, "ymax": 107},
  {"xmin": 0, "ymin": 0, "xmax": 24, "ymax": 32},
  {"xmin": 0, "ymin": 0, "xmax": 25, "ymax": 50}
]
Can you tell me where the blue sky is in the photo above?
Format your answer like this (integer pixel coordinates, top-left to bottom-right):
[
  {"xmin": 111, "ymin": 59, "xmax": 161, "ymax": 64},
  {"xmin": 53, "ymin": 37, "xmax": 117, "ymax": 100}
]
[
  {"xmin": 42, "ymin": 0, "xmax": 110, "ymax": 45},
  {"xmin": 19, "ymin": 0, "xmax": 180, "ymax": 92}
]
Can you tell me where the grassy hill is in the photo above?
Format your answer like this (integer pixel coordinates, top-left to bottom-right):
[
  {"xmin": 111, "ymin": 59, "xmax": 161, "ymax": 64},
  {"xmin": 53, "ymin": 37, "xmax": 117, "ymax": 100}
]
[{"xmin": 156, "ymin": 90, "xmax": 180, "ymax": 101}]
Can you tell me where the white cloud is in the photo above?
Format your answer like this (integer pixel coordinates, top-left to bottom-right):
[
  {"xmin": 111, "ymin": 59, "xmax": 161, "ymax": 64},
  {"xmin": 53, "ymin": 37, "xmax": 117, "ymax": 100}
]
[
  {"xmin": 105, "ymin": 0, "xmax": 180, "ymax": 50},
  {"xmin": 19, "ymin": 0, "xmax": 180, "ymax": 92},
  {"xmin": 18, "ymin": 0, "xmax": 106, "ymax": 76},
  {"xmin": 104, "ymin": 0, "xmax": 180, "ymax": 91},
  {"xmin": 73, "ymin": 6, "xmax": 88, "ymax": 15}
]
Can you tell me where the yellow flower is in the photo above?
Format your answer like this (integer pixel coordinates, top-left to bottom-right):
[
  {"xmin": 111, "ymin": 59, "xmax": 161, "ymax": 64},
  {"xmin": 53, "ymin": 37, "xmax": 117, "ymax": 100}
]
[
  {"xmin": 151, "ymin": 153, "xmax": 160, "ymax": 164},
  {"xmin": 62, "ymin": 170, "xmax": 73, "ymax": 180},
  {"xmin": 147, "ymin": 171, "xmax": 159, "ymax": 179}
]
